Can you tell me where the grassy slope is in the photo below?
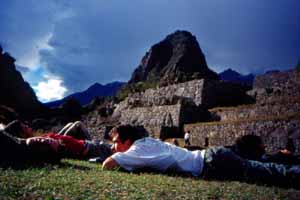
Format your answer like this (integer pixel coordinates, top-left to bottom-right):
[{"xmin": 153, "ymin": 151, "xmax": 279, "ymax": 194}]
[{"xmin": 1, "ymin": 160, "xmax": 300, "ymax": 200}]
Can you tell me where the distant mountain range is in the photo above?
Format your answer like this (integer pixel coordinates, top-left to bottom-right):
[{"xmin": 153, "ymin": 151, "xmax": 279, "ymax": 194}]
[
  {"xmin": 45, "ymin": 82, "xmax": 124, "ymax": 107},
  {"xmin": 219, "ymin": 68, "xmax": 255, "ymax": 86}
]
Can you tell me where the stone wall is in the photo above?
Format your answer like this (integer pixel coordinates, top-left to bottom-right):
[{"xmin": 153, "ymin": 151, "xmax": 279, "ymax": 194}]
[
  {"xmin": 112, "ymin": 78, "xmax": 250, "ymax": 128},
  {"xmin": 248, "ymin": 69, "xmax": 300, "ymax": 104},
  {"xmin": 120, "ymin": 104, "xmax": 182, "ymax": 127},
  {"xmin": 185, "ymin": 116, "xmax": 300, "ymax": 153},
  {"xmin": 127, "ymin": 79, "xmax": 205, "ymax": 106},
  {"xmin": 254, "ymin": 69, "xmax": 300, "ymax": 89},
  {"xmin": 210, "ymin": 98, "xmax": 300, "ymax": 122}
]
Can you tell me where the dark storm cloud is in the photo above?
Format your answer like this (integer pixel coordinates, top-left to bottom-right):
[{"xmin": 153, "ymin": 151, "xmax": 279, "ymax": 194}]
[
  {"xmin": 0, "ymin": 0, "xmax": 61, "ymax": 67},
  {"xmin": 187, "ymin": 0, "xmax": 300, "ymax": 74},
  {"xmin": 1, "ymin": 0, "xmax": 299, "ymax": 95}
]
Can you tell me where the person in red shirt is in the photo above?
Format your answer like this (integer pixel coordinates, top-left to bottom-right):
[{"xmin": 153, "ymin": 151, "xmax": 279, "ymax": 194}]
[{"xmin": 0, "ymin": 120, "xmax": 112, "ymax": 164}]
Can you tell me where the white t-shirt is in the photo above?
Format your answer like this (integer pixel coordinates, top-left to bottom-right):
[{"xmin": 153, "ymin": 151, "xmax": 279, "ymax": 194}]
[
  {"xmin": 184, "ymin": 132, "xmax": 190, "ymax": 140},
  {"xmin": 112, "ymin": 137, "xmax": 205, "ymax": 176}
]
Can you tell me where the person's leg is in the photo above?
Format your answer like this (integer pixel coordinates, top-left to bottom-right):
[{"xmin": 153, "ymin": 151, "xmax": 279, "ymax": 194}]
[
  {"xmin": 202, "ymin": 146, "xmax": 300, "ymax": 188},
  {"xmin": 61, "ymin": 121, "xmax": 92, "ymax": 140},
  {"xmin": 84, "ymin": 140, "xmax": 112, "ymax": 162},
  {"xmin": 202, "ymin": 146, "xmax": 245, "ymax": 180},
  {"xmin": 243, "ymin": 157, "xmax": 300, "ymax": 188},
  {"xmin": 58, "ymin": 122, "xmax": 74, "ymax": 135}
]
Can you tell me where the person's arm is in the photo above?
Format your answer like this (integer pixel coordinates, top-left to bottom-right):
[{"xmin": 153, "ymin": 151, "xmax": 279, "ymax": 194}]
[{"xmin": 102, "ymin": 156, "xmax": 120, "ymax": 170}]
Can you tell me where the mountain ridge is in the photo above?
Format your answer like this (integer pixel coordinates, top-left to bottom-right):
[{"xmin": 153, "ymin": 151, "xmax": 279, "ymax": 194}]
[{"xmin": 45, "ymin": 81, "xmax": 124, "ymax": 108}]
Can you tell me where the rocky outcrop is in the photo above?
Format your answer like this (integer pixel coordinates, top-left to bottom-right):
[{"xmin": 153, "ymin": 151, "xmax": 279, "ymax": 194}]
[
  {"xmin": 128, "ymin": 30, "xmax": 218, "ymax": 86},
  {"xmin": 0, "ymin": 47, "xmax": 44, "ymax": 119}
]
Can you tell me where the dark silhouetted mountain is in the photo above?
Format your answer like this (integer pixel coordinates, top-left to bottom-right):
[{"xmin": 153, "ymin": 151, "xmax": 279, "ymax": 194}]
[
  {"xmin": 45, "ymin": 82, "xmax": 124, "ymax": 107},
  {"xmin": 129, "ymin": 30, "xmax": 219, "ymax": 86},
  {"xmin": 0, "ymin": 46, "xmax": 44, "ymax": 120},
  {"xmin": 219, "ymin": 68, "xmax": 254, "ymax": 86}
]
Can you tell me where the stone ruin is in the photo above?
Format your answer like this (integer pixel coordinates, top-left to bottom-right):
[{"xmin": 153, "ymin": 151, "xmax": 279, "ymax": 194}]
[
  {"xmin": 112, "ymin": 79, "xmax": 250, "ymax": 138},
  {"xmin": 185, "ymin": 69, "xmax": 300, "ymax": 153}
]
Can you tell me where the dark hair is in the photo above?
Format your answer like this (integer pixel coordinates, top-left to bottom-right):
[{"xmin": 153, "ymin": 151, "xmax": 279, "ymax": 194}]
[
  {"xmin": 4, "ymin": 120, "xmax": 24, "ymax": 137},
  {"xmin": 116, "ymin": 125, "xmax": 147, "ymax": 143},
  {"xmin": 234, "ymin": 134, "xmax": 265, "ymax": 160}
]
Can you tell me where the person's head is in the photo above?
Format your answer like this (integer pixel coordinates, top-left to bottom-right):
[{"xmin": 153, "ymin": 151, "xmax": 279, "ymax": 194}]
[
  {"xmin": 110, "ymin": 125, "xmax": 145, "ymax": 153},
  {"xmin": 234, "ymin": 134, "xmax": 266, "ymax": 160},
  {"xmin": 4, "ymin": 120, "xmax": 33, "ymax": 138}
]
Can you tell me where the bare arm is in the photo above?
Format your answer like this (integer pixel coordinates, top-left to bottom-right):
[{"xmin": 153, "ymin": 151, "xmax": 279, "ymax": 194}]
[{"xmin": 102, "ymin": 156, "xmax": 119, "ymax": 170}]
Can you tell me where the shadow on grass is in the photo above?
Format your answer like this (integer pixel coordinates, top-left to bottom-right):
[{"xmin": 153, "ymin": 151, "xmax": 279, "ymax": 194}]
[
  {"xmin": 115, "ymin": 166, "xmax": 200, "ymax": 180},
  {"xmin": 113, "ymin": 166, "xmax": 300, "ymax": 190},
  {"xmin": 0, "ymin": 159, "xmax": 92, "ymax": 171}
]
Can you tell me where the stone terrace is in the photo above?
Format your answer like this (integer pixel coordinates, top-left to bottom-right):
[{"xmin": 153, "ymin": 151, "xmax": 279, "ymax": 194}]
[
  {"xmin": 185, "ymin": 69, "xmax": 300, "ymax": 153},
  {"xmin": 185, "ymin": 114, "xmax": 300, "ymax": 153},
  {"xmin": 113, "ymin": 78, "xmax": 249, "ymax": 137}
]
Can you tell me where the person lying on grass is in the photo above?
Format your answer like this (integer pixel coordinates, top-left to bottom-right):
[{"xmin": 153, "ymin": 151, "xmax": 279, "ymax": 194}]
[
  {"xmin": 231, "ymin": 134, "xmax": 300, "ymax": 165},
  {"xmin": 103, "ymin": 125, "xmax": 300, "ymax": 189},
  {"xmin": 0, "ymin": 120, "xmax": 112, "ymax": 164}
]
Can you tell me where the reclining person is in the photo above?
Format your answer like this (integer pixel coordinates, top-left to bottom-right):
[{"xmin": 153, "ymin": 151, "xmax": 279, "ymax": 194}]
[
  {"xmin": 232, "ymin": 134, "xmax": 300, "ymax": 165},
  {"xmin": 103, "ymin": 125, "xmax": 300, "ymax": 188},
  {"xmin": 0, "ymin": 120, "xmax": 112, "ymax": 164}
]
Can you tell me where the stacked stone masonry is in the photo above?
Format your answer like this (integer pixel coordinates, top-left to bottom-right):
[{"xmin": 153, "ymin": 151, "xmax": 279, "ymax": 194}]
[
  {"xmin": 126, "ymin": 79, "xmax": 205, "ymax": 107},
  {"xmin": 248, "ymin": 69, "xmax": 300, "ymax": 104},
  {"xmin": 113, "ymin": 78, "xmax": 249, "ymax": 136},
  {"xmin": 120, "ymin": 104, "xmax": 181, "ymax": 127},
  {"xmin": 199, "ymin": 69, "xmax": 300, "ymax": 153},
  {"xmin": 185, "ymin": 117, "xmax": 300, "ymax": 153},
  {"xmin": 210, "ymin": 99, "xmax": 300, "ymax": 122}
]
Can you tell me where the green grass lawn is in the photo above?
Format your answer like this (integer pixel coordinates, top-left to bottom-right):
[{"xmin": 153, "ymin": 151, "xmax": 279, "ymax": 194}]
[{"xmin": 1, "ymin": 159, "xmax": 300, "ymax": 200}]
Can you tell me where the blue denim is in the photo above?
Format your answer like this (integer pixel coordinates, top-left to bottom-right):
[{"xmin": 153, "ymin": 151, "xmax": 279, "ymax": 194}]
[
  {"xmin": 202, "ymin": 146, "xmax": 300, "ymax": 188},
  {"xmin": 84, "ymin": 140, "xmax": 112, "ymax": 161}
]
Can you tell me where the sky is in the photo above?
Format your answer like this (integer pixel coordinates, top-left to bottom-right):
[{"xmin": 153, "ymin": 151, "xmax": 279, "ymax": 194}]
[{"xmin": 1, "ymin": 0, "xmax": 299, "ymax": 102}]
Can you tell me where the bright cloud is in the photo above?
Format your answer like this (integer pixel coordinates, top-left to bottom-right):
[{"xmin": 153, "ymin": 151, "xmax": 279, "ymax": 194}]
[{"xmin": 33, "ymin": 79, "xmax": 67, "ymax": 102}]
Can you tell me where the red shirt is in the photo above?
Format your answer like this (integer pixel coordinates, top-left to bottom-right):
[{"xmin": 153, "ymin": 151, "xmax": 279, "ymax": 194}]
[{"xmin": 43, "ymin": 133, "xmax": 85, "ymax": 155}]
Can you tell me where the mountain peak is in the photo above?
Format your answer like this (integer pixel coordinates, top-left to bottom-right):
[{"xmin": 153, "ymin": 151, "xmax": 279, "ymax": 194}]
[
  {"xmin": 88, "ymin": 82, "xmax": 103, "ymax": 90},
  {"xmin": 220, "ymin": 68, "xmax": 241, "ymax": 77},
  {"xmin": 128, "ymin": 30, "xmax": 218, "ymax": 86},
  {"xmin": 219, "ymin": 68, "xmax": 254, "ymax": 86}
]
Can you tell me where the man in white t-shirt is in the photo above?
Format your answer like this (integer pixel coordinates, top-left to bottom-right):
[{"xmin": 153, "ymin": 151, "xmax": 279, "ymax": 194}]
[
  {"xmin": 184, "ymin": 131, "xmax": 191, "ymax": 146},
  {"xmin": 103, "ymin": 125, "xmax": 300, "ymax": 188}
]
